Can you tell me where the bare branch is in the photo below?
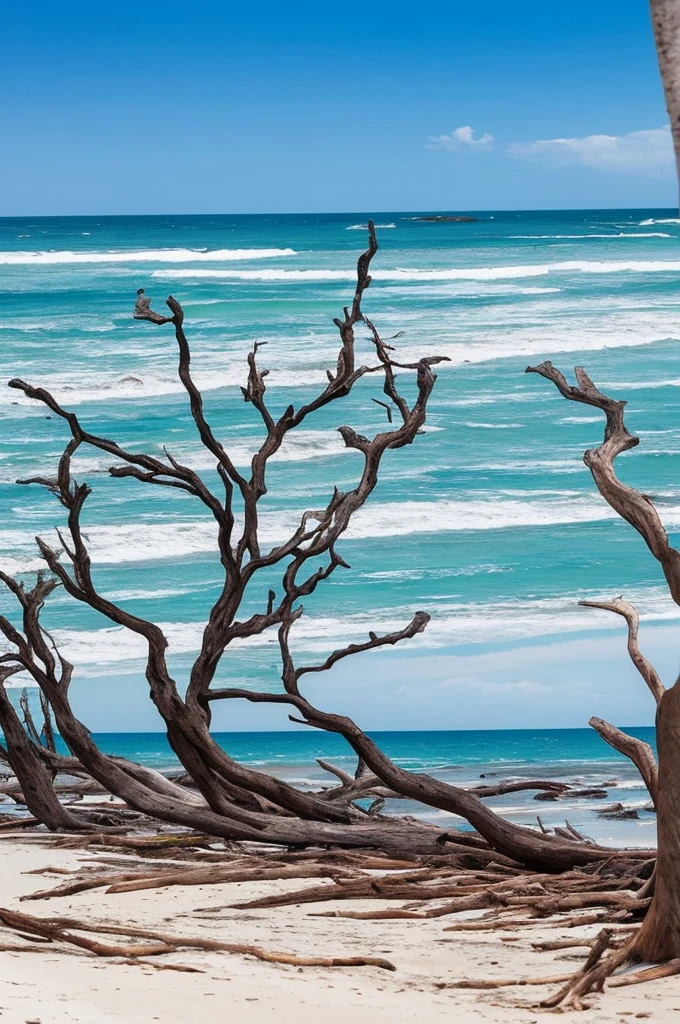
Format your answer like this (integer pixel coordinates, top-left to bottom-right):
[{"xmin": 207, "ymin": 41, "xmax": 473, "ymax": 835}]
[
  {"xmin": 526, "ymin": 361, "xmax": 680, "ymax": 604},
  {"xmin": 589, "ymin": 716, "xmax": 658, "ymax": 806},
  {"xmin": 295, "ymin": 611, "xmax": 430, "ymax": 682},
  {"xmin": 579, "ymin": 598, "xmax": 664, "ymax": 705}
]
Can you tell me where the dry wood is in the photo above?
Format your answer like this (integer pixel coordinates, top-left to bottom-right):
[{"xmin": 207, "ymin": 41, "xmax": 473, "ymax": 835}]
[
  {"xmin": 0, "ymin": 907, "xmax": 396, "ymax": 971},
  {"xmin": 0, "ymin": 227, "xmax": 640, "ymax": 873},
  {"xmin": 530, "ymin": 359, "xmax": 680, "ymax": 966},
  {"xmin": 119, "ymin": 958, "xmax": 205, "ymax": 974},
  {"xmin": 22, "ymin": 861, "xmax": 363, "ymax": 901},
  {"xmin": 440, "ymin": 973, "xmax": 574, "ymax": 990},
  {"xmin": 608, "ymin": 958, "xmax": 680, "ymax": 987},
  {"xmin": 540, "ymin": 927, "xmax": 640, "ymax": 1010},
  {"xmin": 650, "ymin": 0, "xmax": 680, "ymax": 207},
  {"xmin": 227, "ymin": 877, "xmax": 494, "ymax": 911}
]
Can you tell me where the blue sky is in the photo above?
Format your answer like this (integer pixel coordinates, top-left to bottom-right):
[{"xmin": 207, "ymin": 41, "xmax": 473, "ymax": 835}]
[{"xmin": 2, "ymin": 0, "xmax": 676, "ymax": 214}]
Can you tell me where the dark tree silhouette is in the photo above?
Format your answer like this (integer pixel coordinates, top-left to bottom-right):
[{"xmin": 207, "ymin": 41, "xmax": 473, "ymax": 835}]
[{"xmin": 0, "ymin": 226, "xmax": 614, "ymax": 870}]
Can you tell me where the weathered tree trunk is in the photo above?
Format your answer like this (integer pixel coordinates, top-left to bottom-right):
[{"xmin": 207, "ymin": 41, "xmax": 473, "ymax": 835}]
[
  {"xmin": 629, "ymin": 681, "xmax": 680, "ymax": 961},
  {"xmin": 0, "ymin": 683, "xmax": 83, "ymax": 831},
  {"xmin": 650, "ymin": 0, "xmax": 680, "ymax": 208},
  {"xmin": 0, "ymin": 229, "xmax": 659, "ymax": 877},
  {"xmin": 530, "ymin": 360, "xmax": 680, "ymax": 966}
]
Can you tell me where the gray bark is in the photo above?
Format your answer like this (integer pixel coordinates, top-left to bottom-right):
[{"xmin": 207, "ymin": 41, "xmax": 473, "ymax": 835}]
[{"xmin": 650, "ymin": 0, "xmax": 680, "ymax": 208}]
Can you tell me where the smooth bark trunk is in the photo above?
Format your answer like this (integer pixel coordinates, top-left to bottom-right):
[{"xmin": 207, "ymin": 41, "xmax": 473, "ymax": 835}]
[
  {"xmin": 650, "ymin": 0, "xmax": 680, "ymax": 209},
  {"xmin": 0, "ymin": 687, "xmax": 84, "ymax": 831},
  {"xmin": 630, "ymin": 681, "xmax": 680, "ymax": 961}
]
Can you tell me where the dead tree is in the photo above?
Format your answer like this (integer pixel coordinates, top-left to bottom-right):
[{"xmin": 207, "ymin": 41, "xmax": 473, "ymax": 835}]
[
  {"xmin": 650, "ymin": 0, "xmax": 680, "ymax": 207},
  {"xmin": 527, "ymin": 360, "xmax": 680, "ymax": 967},
  {"xmin": 0, "ymin": 226, "xmax": 610, "ymax": 868}
]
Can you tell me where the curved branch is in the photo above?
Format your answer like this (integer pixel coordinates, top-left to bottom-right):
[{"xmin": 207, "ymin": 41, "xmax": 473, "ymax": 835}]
[
  {"xmin": 295, "ymin": 611, "xmax": 430, "ymax": 682},
  {"xmin": 203, "ymin": 684, "xmax": 610, "ymax": 869},
  {"xmin": 8, "ymin": 380, "xmax": 238, "ymax": 574},
  {"xmin": 579, "ymin": 598, "xmax": 664, "ymax": 705},
  {"xmin": 526, "ymin": 361, "xmax": 680, "ymax": 604},
  {"xmin": 589, "ymin": 716, "xmax": 658, "ymax": 807}
]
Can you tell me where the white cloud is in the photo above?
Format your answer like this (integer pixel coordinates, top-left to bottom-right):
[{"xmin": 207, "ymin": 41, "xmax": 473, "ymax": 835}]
[
  {"xmin": 507, "ymin": 125, "xmax": 673, "ymax": 175},
  {"xmin": 428, "ymin": 125, "xmax": 494, "ymax": 151}
]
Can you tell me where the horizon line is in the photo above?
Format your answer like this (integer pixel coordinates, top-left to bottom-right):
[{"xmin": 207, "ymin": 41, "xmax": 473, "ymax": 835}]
[
  {"xmin": 79, "ymin": 725, "xmax": 656, "ymax": 736},
  {"xmin": 0, "ymin": 205, "xmax": 677, "ymax": 220}
]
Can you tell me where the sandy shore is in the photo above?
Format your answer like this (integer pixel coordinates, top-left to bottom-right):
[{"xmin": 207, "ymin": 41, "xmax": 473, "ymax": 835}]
[{"xmin": 0, "ymin": 838, "xmax": 678, "ymax": 1023}]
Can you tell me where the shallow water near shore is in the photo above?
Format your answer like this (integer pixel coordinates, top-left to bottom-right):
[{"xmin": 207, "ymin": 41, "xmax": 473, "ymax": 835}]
[{"xmin": 78, "ymin": 727, "xmax": 656, "ymax": 848}]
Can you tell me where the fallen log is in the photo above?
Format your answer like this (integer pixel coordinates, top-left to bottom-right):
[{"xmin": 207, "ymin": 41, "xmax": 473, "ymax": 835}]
[
  {"xmin": 22, "ymin": 862, "xmax": 364, "ymax": 901},
  {"xmin": 0, "ymin": 907, "xmax": 397, "ymax": 971},
  {"xmin": 608, "ymin": 959, "xmax": 680, "ymax": 987}
]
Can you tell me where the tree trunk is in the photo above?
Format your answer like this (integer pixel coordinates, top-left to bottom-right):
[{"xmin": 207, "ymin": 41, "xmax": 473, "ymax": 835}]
[
  {"xmin": 650, "ymin": 0, "xmax": 680, "ymax": 209},
  {"xmin": 629, "ymin": 681, "xmax": 680, "ymax": 962},
  {"xmin": 0, "ymin": 687, "xmax": 84, "ymax": 831}
]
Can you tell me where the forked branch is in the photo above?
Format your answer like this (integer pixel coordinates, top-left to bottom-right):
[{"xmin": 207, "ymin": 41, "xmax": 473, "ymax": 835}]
[
  {"xmin": 526, "ymin": 361, "xmax": 680, "ymax": 604},
  {"xmin": 579, "ymin": 598, "xmax": 664, "ymax": 705}
]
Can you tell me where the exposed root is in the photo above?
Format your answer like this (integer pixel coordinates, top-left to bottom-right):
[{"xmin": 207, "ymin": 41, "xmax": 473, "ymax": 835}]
[
  {"xmin": 608, "ymin": 959, "xmax": 680, "ymax": 987},
  {"xmin": 540, "ymin": 928, "xmax": 629, "ymax": 1009}
]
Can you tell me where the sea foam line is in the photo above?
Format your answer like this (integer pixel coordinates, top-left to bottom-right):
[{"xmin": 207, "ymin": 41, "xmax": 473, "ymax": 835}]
[
  {"xmin": 31, "ymin": 587, "xmax": 680, "ymax": 670},
  {"xmin": 0, "ymin": 247, "xmax": 297, "ymax": 265},
  {"xmin": 152, "ymin": 258, "xmax": 680, "ymax": 283},
  {"xmin": 0, "ymin": 495, "xmax": 635, "ymax": 575},
  {"xmin": 509, "ymin": 233, "xmax": 671, "ymax": 239}
]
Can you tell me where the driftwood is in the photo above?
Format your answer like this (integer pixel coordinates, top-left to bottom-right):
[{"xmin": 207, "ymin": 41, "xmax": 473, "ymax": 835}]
[
  {"xmin": 0, "ymin": 835, "xmax": 658, "ymax": 1008},
  {"xmin": 0, "ymin": 907, "xmax": 395, "ymax": 972},
  {"xmin": 2, "ymin": 219, "xmax": 680, "ymax": 1003},
  {"xmin": 527, "ymin": 359, "xmax": 680, "ymax": 972},
  {"xmin": 0, "ymin": 225, "xmax": 632, "ymax": 876}
]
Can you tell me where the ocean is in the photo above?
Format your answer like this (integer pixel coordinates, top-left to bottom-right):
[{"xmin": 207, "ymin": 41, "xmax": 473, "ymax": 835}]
[
  {"xmin": 71, "ymin": 726, "xmax": 653, "ymax": 847},
  {"xmin": 1, "ymin": 208, "xmax": 679, "ymax": 845}
]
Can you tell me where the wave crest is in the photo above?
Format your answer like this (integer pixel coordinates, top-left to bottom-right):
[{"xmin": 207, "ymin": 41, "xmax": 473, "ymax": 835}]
[
  {"xmin": 0, "ymin": 247, "xmax": 297, "ymax": 265},
  {"xmin": 153, "ymin": 258, "xmax": 680, "ymax": 283}
]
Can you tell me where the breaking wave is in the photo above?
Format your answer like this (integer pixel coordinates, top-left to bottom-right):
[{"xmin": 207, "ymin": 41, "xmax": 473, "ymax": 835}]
[
  {"xmin": 0, "ymin": 247, "xmax": 297, "ymax": 265},
  {"xmin": 0, "ymin": 493, "xmax": 647, "ymax": 575},
  {"xmin": 31, "ymin": 586, "xmax": 680, "ymax": 670},
  {"xmin": 152, "ymin": 258, "xmax": 680, "ymax": 283},
  {"xmin": 509, "ymin": 233, "xmax": 672, "ymax": 239}
]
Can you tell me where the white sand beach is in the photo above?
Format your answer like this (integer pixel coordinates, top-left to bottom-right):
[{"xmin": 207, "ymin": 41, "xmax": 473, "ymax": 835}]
[{"xmin": 0, "ymin": 838, "xmax": 677, "ymax": 1024}]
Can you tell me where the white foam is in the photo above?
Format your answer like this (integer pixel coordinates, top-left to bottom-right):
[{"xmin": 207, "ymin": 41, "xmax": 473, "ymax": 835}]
[
  {"xmin": 152, "ymin": 258, "xmax": 680, "ymax": 283},
  {"xmin": 346, "ymin": 223, "xmax": 396, "ymax": 230},
  {"xmin": 458, "ymin": 421, "xmax": 524, "ymax": 429},
  {"xmin": 343, "ymin": 496, "xmax": 617, "ymax": 539},
  {"xmin": 0, "ymin": 247, "xmax": 297, "ymax": 265},
  {"xmin": 600, "ymin": 377, "xmax": 680, "ymax": 391},
  {"xmin": 639, "ymin": 218, "xmax": 680, "ymax": 225},
  {"xmin": 0, "ymin": 495, "xmax": 626, "ymax": 576},
  {"xmin": 35, "ymin": 585, "xmax": 680, "ymax": 671},
  {"xmin": 378, "ymin": 283, "xmax": 562, "ymax": 298},
  {"xmin": 509, "ymin": 233, "xmax": 671, "ymax": 239},
  {"xmin": 558, "ymin": 416, "xmax": 603, "ymax": 425}
]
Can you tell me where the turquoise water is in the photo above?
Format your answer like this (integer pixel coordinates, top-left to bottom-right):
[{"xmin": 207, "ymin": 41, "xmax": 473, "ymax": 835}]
[
  {"xmin": 2, "ymin": 211, "xmax": 680, "ymax": 707},
  {"xmin": 84, "ymin": 727, "xmax": 658, "ymax": 845},
  {"xmin": 85, "ymin": 726, "xmax": 657, "ymax": 773},
  {"xmin": 3, "ymin": 209, "xmax": 678, "ymax": 842}
]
